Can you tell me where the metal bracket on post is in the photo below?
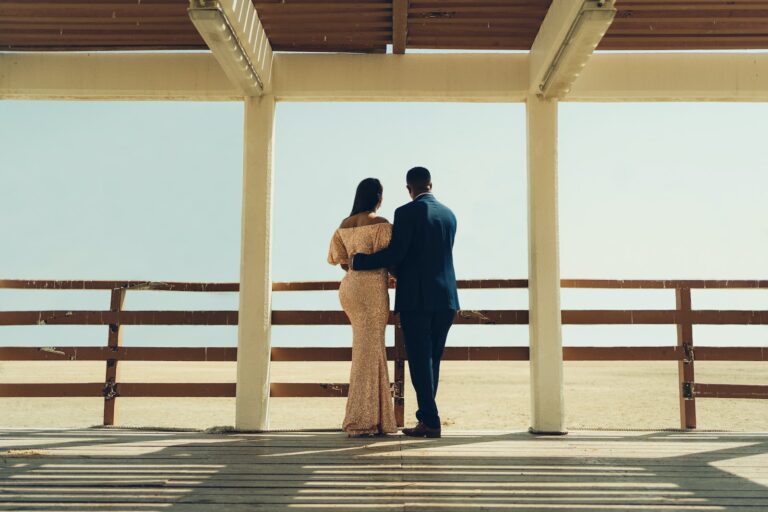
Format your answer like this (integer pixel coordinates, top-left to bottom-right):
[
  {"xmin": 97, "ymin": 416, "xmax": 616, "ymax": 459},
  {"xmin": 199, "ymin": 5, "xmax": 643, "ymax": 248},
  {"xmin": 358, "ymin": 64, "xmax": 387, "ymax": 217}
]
[
  {"xmin": 682, "ymin": 342, "xmax": 695, "ymax": 363},
  {"xmin": 102, "ymin": 380, "xmax": 119, "ymax": 401},
  {"xmin": 682, "ymin": 382, "xmax": 694, "ymax": 400}
]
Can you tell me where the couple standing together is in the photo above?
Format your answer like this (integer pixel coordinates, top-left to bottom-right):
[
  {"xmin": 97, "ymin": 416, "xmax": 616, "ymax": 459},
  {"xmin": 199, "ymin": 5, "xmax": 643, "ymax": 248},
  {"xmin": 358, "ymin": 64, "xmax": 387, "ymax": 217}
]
[{"xmin": 327, "ymin": 166, "xmax": 459, "ymax": 438}]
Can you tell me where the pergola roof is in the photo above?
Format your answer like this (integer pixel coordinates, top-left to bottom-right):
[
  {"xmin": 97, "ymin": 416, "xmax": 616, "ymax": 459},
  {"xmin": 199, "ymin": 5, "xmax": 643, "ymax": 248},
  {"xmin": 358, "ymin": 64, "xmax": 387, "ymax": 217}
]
[{"xmin": 3, "ymin": 0, "xmax": 768, "ymax": 53}]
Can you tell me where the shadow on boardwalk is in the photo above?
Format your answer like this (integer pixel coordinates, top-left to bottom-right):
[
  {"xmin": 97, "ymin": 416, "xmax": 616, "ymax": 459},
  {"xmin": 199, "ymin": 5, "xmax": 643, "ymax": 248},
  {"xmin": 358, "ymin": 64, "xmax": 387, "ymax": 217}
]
[{"xmin": 1, "ymin": 427, "xmax": 768, "ymax": 511}]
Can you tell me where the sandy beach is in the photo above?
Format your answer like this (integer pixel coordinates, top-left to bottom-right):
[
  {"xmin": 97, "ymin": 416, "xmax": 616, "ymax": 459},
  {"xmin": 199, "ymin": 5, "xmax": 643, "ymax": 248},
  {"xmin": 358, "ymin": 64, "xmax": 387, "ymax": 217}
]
[{"xmin": 1, "ymin": 360, "xmax": 767, "ymax": 431}]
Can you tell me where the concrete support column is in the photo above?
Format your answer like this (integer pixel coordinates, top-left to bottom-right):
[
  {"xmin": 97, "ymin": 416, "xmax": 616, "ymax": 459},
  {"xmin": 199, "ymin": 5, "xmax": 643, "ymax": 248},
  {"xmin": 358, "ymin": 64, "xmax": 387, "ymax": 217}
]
[
  {"xmin": 526, "ymin": 93, "xmax": 566, "ymax": 435},
  {"xmin": 236, "ymin": 95, "xmax": 276, "ymax": 431}
]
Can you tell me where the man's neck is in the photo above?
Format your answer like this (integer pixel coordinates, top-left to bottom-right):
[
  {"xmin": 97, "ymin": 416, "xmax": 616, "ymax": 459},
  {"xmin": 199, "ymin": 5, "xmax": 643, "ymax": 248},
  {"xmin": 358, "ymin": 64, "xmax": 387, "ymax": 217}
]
[{"xmin": 413, "ymin": 191, "xmax": 432, "ymax": 200}]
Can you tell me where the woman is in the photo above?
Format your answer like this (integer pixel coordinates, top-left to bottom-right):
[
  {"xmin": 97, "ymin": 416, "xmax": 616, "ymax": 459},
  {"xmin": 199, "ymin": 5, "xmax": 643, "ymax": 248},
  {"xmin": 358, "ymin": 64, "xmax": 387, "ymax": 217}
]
[{"xmin": 327, "ymin": 178, "xmax": 397, "ymax": 437}]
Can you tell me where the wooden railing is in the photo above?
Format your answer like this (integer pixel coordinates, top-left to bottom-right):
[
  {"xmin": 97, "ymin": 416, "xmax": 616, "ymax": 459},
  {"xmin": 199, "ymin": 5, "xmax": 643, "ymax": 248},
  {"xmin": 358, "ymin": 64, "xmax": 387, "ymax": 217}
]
[{"xmin": 0, "ymin": 278, "xmax": 766, "ymax": 429}]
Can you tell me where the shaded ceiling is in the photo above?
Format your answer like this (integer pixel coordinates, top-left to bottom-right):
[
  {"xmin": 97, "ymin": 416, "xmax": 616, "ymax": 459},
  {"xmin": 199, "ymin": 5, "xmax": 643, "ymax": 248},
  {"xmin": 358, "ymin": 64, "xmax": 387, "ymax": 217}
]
[{"xmin": 2, "ymin": 0, "xmax": 768, "ymax": 52}]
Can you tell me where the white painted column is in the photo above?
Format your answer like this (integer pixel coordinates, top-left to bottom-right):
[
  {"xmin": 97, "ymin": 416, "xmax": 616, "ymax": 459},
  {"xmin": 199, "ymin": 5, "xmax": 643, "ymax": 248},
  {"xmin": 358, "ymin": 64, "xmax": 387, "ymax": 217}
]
[
  {"xmin": 526, "ymin": 93, "xmax": 566, "ymax": 435},
  {"xmin": 236, "ymin": 95, "xmax": 276, "ymax": 431}
]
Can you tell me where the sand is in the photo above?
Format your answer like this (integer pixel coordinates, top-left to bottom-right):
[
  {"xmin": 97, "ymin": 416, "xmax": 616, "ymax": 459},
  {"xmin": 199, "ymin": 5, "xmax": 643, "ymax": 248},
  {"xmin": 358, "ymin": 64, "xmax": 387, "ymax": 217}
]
[{"xmin": 1, "ymin": 360, "xmax": 767, "ymax": 431}]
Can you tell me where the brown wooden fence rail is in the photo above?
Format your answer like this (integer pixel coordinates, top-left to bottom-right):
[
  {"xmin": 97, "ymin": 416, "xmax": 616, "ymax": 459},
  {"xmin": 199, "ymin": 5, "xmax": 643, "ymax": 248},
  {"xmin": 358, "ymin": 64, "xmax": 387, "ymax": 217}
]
[{"xmin": 0, "ymin": 278, "xmax": 766, "ymax": 429}]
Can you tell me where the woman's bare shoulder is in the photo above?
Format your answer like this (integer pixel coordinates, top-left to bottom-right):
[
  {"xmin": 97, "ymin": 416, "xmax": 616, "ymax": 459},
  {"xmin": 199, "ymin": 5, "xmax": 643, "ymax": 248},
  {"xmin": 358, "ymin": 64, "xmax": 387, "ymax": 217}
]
[
  {"xmin": 339, "ymin": 215, "xmax": 358, "ymax": 229},
  {"xmin": 339, "ymin": 214, "xmax": 389, "ymax": 229}
]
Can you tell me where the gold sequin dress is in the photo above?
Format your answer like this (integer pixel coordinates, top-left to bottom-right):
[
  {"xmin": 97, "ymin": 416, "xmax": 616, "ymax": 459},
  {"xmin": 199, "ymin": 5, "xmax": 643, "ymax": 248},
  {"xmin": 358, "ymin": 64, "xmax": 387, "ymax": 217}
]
[{"xmin": 327, "ymin": 223, "xmax": 397, "ymax": 436}]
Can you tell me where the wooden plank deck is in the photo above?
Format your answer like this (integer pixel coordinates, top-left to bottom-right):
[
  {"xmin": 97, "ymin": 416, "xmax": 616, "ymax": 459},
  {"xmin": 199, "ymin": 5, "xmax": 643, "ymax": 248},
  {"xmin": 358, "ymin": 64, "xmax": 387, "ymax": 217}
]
[{"xmin": 1, "ymin": 428, "xmax": 767, "ymax": 511}]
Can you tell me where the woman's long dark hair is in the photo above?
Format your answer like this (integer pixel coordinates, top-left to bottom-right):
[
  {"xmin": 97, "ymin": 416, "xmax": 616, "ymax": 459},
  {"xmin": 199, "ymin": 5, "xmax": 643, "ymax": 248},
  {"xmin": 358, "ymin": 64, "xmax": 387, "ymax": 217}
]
[{"xmin": 350, "ymin": 178, "xmax": 383, "ymax": 216}]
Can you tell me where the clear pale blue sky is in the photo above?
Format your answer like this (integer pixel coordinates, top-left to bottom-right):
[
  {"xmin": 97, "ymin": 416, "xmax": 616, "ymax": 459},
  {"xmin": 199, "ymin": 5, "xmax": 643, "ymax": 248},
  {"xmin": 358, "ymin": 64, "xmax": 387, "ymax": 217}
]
[{"xmin": 0, "ymin": 100, "xmax": 766, "ymax": 349}]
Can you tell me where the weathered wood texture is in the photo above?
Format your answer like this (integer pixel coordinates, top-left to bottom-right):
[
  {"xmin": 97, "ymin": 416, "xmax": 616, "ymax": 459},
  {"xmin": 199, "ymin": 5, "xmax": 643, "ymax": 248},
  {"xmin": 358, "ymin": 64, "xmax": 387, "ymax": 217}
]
[
  {"xmin": 0, "ymin": 428, "xmax": 767, "ymax": 511},
  {"xmin": 2, "ymin": 1, "xmax": 768, "ymax": 52}
]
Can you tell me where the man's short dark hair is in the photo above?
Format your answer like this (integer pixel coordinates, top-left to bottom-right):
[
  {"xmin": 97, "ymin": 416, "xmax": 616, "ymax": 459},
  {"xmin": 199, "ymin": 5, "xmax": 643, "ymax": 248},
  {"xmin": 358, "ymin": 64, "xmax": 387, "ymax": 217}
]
[{"xmin": 406, "ymin": 166, "xmax": 431, "ymax": 189}]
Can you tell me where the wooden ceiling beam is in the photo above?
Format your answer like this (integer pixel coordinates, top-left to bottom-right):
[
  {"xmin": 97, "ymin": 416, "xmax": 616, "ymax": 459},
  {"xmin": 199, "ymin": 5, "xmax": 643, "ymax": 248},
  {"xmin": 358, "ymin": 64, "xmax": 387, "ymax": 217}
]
[
  {"xmin": 392, "ymin": 0, "xmax": 408, "ymax": 53},
  {"xmin": 0, "ymin": 52, "xmax": 239, "ymax": 100},
  {"xmin": 3, "ymin": 52, "xmax": 768, "ymax": 103}
]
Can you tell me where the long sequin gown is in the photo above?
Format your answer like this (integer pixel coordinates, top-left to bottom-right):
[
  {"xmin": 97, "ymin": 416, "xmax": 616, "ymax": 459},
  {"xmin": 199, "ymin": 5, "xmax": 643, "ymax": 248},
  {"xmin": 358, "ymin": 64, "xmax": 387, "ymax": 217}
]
[{"xmin": 327, "ymin": 223, "xmax": 397, "ymax": 436}]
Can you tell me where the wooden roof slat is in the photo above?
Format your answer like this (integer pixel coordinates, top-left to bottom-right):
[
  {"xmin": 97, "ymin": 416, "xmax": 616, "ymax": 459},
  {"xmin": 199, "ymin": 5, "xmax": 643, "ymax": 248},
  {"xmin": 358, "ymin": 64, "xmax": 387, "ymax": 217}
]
[
  {"xmin": 258, "ymin": 13, "xmax": 393, "ymax": 23},
  {"xmin": 600, "ymin": 35, "xmax": 768, "ymax": 50},
  {"xmin": 1, "ymin": 26, "xmax": 200, "ymax": 35},
  {"xmin": 616, "ymin": 1, "xmax": 768, "ymax": 11},
  {"xmin": 271, "ymin": 44, "xmax": 386, "ymax": 53},
  {"xmin": 254, "ymin": 3, "xmax": 391, "ymax": 13},
  {"xmin": 411, "ymin": 29, "xmax": 539, "ymax": 38},
  {"xmin": 262, "ymin": 22, "xmax": 392, "ymax": 30},
  {"xmin": 265, "ymin": 29, "xmax": 391, "ymax": 37},
  {"xmin": 269, "ymin": 36, "xmax": 391, "ymax": 45},
  {"xmin": 408, "ymin": 6, "xmax": 548, "ymax": 15},
  {"xmin": 256, "ymin": 0, "xmax": 386, "ymax": 3},
  {"xmin": 4, "ymin": 35, "xmax": 205, "ymax": 43},
  {"xmin": 0, "ymin": 6, "xmax": 189, "ymax": 18},
  {"xmin": 0, "ymin": 16, "xmax": 193, "ymax": 24},
  {"xmin": 608, "ymin": 28, "xmax": 768, "ymax": 36}
]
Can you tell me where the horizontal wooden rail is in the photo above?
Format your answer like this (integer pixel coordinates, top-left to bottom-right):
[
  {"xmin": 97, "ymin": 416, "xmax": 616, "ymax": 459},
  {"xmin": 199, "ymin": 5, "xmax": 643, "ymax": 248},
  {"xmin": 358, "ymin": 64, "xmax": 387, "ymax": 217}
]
[
  {"xmin": 0, "ymin": 280, "xmax": 238, "ymax": 292},
  {"xmin": 271, "ymin": 310, "xmax": 530, "ymax": 326},
  {"xmin": 691, "ymin": 384, "xmax": 768, "ymax": 400},
  {"xmin": 0, "ymin": 383, "xmax": 104, "ymax": 397},
  {"xmin": 563, "ymin": 310, "xmax": 768, "ymax": 325},
  {"xmin": 271, "ymin": 383, "xmax": 349, "ymax": 398},
  {"xmin": 560, "ymin": 279, "xmax": 768, "ymax": 289},
  {"xmin": 0, "ymin": 382, "xmax": 234, "ymax": 398},
  {"xmin": 0, "ymin": 311, "xmax": 238, "ymax": 326},
  {"xmin": 5, "ymin": 376, "xmax": 767, "ymax": 402},
  {"xmin": 271, "ymin": 309, "xmax": 768, "ymax": 326},
  {"xmin": 2, "ymin": 278, "xmax": 767, "ymax": 292},
  {"xmin": 3, "ymin": 309, "xmax": 766, "ymax": 327},
  {"xmin": 0, "ymin": 347, "xmax": 237, "ymax": 361},
  {"xmin": 272, "ymin": 279, "xmax": 768, "ymax": 291},
  {"xmin": 2, "ymin": 346, "xmax": 766, "ymax": 362},
  {"xmin": 0, "ymin": 383, "xmax": 350, "ymax": 398}
]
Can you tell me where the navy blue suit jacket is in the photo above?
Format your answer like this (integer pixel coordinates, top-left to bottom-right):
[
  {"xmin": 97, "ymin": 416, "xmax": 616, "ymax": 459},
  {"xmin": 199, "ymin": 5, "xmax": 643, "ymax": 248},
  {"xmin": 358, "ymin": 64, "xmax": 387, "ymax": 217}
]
[{"xmin": 353, "ymin": 194, "xmax": 459, "ymax": 313}]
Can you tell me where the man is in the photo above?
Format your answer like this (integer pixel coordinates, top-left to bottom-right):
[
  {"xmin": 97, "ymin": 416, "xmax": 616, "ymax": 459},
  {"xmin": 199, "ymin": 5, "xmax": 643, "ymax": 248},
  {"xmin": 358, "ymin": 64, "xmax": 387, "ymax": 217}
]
[{"xmin": 352, "ymin": 166, "xmax": 459, "ymax": 438}]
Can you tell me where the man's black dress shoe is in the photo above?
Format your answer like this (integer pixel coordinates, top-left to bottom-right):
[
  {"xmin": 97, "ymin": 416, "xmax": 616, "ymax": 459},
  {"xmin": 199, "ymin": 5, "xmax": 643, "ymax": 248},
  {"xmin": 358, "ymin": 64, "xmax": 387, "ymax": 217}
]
[{"xmin": 402, "ymin": 421, "xmax": 441, "ymax": 438}]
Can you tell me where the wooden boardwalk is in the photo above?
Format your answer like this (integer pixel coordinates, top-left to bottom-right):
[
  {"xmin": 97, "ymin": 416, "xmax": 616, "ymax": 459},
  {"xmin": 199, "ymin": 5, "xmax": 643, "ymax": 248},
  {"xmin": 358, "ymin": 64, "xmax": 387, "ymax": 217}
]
[{"xmin": 1, "ymin": 428, "xmax": 767, "ymax": 511}]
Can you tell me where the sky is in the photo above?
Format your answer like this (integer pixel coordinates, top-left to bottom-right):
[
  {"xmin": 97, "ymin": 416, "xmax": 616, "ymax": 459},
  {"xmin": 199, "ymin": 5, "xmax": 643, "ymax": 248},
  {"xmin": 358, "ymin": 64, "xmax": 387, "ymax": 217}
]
[{"xmin": 0, "ymin": 99, "xmax": 766, "ymax": 350}]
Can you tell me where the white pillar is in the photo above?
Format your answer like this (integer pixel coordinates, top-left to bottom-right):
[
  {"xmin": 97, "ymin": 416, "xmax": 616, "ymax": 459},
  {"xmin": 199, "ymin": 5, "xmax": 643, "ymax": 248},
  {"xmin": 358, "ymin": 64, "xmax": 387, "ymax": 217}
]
[
  {"xmin": 526, "ymin": 93, "xmax": 566, "ymax": 435},
  {"xmin": 236, "ymin": 95, "xmax": 276, "ymax": 431}
]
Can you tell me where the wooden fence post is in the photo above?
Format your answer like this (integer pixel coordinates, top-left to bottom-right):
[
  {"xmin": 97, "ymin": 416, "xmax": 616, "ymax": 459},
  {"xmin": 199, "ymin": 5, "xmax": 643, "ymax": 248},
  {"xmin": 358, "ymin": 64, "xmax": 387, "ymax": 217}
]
[
  {"xmin": 676, "ymin": 287, "xmax": 696, "ymax": 429},
  {"xmin": 103, "ymin": 287, "xmax": 126, "ymax": 426},
  {"xmin": 394, "ymin": 321, "xmax": 405, "ymax": 428}
]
